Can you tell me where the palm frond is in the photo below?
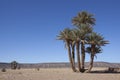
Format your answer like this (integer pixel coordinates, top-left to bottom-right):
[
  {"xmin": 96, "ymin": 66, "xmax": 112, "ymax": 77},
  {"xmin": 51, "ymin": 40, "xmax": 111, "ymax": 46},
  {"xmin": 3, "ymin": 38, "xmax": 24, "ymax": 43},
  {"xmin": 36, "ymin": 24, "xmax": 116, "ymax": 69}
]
[{"xmin": 86, "ymin": 46, "xmax": 102, "ymax": 54}]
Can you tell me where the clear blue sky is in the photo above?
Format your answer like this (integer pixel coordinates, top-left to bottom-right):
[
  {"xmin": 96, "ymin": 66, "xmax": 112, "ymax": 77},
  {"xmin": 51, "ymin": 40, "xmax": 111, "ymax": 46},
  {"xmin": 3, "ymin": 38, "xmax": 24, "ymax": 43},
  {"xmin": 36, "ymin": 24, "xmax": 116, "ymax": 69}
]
[{"xmin": 0, "ymin": 0, "xmax": 120, "ymax": 63}]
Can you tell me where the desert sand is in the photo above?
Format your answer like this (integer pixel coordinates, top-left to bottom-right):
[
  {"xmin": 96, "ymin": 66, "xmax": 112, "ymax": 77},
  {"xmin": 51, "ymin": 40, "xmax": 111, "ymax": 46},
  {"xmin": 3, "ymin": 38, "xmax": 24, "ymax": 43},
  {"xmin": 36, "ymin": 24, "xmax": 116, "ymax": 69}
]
[{"xmin": 0, "ymin": 68, "xmax": 120, "ymax": 80}]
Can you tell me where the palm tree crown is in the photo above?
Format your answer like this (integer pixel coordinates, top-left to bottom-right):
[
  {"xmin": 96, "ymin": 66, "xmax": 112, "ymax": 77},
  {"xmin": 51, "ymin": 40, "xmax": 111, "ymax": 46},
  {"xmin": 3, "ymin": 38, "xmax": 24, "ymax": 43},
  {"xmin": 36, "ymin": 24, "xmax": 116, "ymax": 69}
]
[
  {"xmin": 72, "ymin": 11, "xmax": 96, "ymax": 27},
  {"xmin": 57, "ymin": 28, "xmax": 72, "ymax": 41},
  {"xmin": 86, "ymin": 32, "xmax": 109, "ymax": 46}
]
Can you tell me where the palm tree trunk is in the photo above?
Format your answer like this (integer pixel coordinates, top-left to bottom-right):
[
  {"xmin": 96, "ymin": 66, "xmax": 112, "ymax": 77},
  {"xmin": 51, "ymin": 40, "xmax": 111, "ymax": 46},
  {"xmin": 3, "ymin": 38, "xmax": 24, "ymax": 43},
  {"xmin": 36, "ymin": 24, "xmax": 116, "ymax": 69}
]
[
  {"xmin": 66, "ymin": 41, "xmax": 76, "ymax": 72},
  {"xmin": 76, "ymin": 42, "xmax": 81, "ymax": 72},
  {"xmin": 86, "ymin": 54, "xmax": 94, "ymax": 72},
  {"xmin": 71, "ymin": 44, "xmax": 77, "ymax": 71},
  {"xmin": 86, "ymin": 45, "xmax": 95, "ymax": 73},
  {"xmin": 81, "ymin": 42, "xmax": 85, "ymax": 72}
]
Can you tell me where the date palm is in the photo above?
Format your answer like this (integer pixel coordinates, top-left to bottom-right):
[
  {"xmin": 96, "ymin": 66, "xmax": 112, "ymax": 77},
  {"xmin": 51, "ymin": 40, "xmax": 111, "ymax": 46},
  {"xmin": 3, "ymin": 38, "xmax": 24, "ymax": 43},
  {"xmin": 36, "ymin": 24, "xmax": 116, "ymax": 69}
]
[
  {"xmin": 57, "ymin": 28, "xmax": 76, "ymax": 72},
  {"xmin": 72, "ymin": 28, "xmax": 82, "ymax": 72},
  {"xmin": 86, "ymin": 32, "xmax": 109, "ymax": 72},
  {"xmin": 72, "ymin": 11, "xmax": 95, "ymax": 72},
  {"xmin": 78, "ymin": 24, "xmax": 93, "ymax": 72},
  {"xmin": 86, "ymin": 46, "xmax": 102, "ymax": 73}
]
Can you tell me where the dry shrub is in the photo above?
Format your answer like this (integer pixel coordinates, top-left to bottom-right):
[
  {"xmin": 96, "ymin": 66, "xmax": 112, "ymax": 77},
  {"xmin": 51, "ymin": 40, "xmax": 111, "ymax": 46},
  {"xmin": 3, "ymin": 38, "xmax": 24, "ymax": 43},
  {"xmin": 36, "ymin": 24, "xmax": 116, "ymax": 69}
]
[{"xmin": 1, "ymin": 68, "xmax": 6, "ymax": 72}]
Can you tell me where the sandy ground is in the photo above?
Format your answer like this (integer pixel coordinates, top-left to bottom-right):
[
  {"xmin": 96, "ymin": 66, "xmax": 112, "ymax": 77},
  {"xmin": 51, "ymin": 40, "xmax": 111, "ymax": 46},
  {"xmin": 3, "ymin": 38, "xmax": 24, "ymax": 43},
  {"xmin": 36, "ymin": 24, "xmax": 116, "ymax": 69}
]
[{"xmin": 0, "ymin": 68, "xmax": 120, "ymax": 80}]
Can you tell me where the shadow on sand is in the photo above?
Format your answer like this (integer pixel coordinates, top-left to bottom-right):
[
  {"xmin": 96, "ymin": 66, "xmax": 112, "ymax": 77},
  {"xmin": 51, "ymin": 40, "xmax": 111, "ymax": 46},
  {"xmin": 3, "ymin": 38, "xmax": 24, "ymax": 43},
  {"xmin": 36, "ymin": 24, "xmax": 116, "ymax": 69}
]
[
  {"xmin": 90, "ymin": 67, "xmax": 120, "ymax": 74},
  {"xmin": 90, "ymin": 70, "xmax": 120, "ymax": 74}
]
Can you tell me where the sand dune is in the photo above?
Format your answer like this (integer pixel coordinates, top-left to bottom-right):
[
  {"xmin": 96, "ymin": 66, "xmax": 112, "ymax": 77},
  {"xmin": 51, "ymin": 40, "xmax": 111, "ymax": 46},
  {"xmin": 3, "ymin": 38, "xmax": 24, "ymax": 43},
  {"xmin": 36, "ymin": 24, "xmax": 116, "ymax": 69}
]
[{"xmin": 0, "ymin": 68, "xmax": 120, "ymax": 80}]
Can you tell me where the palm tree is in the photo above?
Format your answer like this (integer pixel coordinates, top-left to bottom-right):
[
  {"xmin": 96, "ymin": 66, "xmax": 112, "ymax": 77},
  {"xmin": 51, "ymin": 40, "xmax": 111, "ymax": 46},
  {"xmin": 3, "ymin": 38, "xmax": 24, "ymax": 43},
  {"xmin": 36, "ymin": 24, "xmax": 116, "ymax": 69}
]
[
  {"xmin": 57, "ymin": 28, "xmax": 76, "ymax": 72},
  {"xmin": 78, "ymin": 24, "xmax": 93, "ymax": 72},
  {"xmin": 86, "ymin": 46, "xmax": 102, "ymax": 72},
  {"xmin": 72, "ymin": 28, "xmax": 82, "ymax": 72},
  {"xmin": 72, "ymin": 26, "xmax": 92, "ymax": 72},
  {"xmin": 85, "ymin": 32, "xmax": 109, "ymax": 72},
  {"xmin": 72, "ymin": 11, "xmax": 95, "ymax": 72}
]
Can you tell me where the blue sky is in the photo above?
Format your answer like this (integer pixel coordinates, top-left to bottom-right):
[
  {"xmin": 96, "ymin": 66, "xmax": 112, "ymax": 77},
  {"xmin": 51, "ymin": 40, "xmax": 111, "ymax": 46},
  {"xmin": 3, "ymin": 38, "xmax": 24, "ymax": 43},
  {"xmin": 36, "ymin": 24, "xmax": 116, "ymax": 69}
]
[{"xmin": 0, "ymin": 0, "xmax": 120, "ymax": 63}]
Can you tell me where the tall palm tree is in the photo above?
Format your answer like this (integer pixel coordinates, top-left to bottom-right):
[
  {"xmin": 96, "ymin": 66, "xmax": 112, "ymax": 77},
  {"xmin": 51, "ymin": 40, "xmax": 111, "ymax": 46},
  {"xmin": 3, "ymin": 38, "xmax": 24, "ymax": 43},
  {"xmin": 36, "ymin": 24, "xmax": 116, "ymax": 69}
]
[
  {"xmin": 72, "ymin": 11, "xmax": 95, "ymax": 72},
  {"xmin": 78, "ymin": 24, "xmax": 93, "ymax": 72},
  {"xmin": 85, "ymin": 32, "xmax": 109, "ymax": 72},
  {"xmin": 57, "ymin": 28, "xmax": 76, "ymax": 72},
  {"xmin": 72, "ymin": 28, "xmax": 82, "ymax": 72}
]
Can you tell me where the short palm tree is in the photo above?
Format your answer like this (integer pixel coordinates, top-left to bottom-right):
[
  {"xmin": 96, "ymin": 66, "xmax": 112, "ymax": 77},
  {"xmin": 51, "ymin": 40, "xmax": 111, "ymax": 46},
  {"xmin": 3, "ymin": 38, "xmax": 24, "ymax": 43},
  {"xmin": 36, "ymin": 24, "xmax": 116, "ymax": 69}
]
[
  {"xmin": 86, "ymin": 46, "xmax": 102, "ymax": 72},
  {"xmin": 85, "ymin": 32, "xmax": 109, "ymax": 72},
  {"xmin": 57, "ymin": 28, "xmax": 76, "ymax": 72}
]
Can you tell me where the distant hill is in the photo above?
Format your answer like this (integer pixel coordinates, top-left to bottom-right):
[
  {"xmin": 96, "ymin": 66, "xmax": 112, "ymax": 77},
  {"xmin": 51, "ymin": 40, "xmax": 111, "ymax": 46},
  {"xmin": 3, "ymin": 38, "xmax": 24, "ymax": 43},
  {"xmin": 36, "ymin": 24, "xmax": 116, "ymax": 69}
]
[{"xmin": 0, "ymin": 62, "xmax": 120, "ymax": 69}]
